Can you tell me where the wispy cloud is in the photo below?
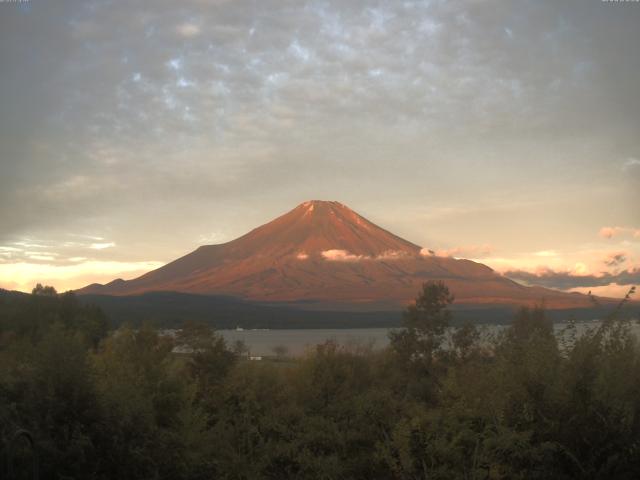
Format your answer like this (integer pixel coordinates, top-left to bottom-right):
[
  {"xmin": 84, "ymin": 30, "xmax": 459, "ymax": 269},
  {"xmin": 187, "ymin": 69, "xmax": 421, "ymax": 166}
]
[
  {"xmin": 176, "ymin": 23, "xmax": 201, "ymax": 38},
  {"xmin": 599, "ymin": 226, "xmax": 640, "ymax": 239},
  {"xmin": 0, "ymin": 260, "xmax": 165, "ymax": 293},
  {"xmin": 422, "ymin": 244, "xmax": 493, "ymax": 259},
  {"xmin": 504, "ymin": 267, "xmax": 640, "ymax": 290},
  {"xmin": 535, "ymin": 250, "xmax": 558, "ymax": 257},
  {"xmin": 89, "ymin": 242, "xmax": 115, "ymax": 250},
  {"xmin": 377, "ymin": 250, "xmax": 411, "ymax": 260},
  {"xmin": 622, "ymin": 157, "xmax": 640, "ymax": 171},
  {"xmin": 321, "ymin": 249, "xmax": 365, "ymax": 262},
  {"xmin": 197, "ymin": 232, "xmax": 228, "ymax": 244},
  {"xmin": 599, "ymin": 226, "xmax": 623, "ymax": 239},
  {"xmin": 27, "ymin": 254, "xmax": 57, "ymax": 261},
  {"xmin": 603, "ymin": 251, "xmax": 627, "ymax": 267},
  {"xmin": 320, "ymin": 249, "xmax": 411, "ymax": 262}
]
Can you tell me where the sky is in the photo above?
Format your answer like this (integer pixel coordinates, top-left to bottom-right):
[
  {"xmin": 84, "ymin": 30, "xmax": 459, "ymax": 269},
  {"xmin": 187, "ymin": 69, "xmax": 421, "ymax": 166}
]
[{"xmin": 0, "ymin": 0, "xmax": 638, "ymax": 297}]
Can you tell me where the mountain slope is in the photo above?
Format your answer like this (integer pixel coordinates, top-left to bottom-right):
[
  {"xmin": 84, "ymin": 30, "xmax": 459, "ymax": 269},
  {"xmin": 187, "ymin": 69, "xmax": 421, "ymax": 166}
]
[{"xmin": 78, "ymin": 200, "xmax": 604, "ymax": 309}]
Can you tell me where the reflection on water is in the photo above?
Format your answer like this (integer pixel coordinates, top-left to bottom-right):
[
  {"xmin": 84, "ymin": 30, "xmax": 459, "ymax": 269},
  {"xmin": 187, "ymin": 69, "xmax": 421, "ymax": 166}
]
[{"xmin": 218, "ymin": 321, "xmax": 640, "ymax": 357}]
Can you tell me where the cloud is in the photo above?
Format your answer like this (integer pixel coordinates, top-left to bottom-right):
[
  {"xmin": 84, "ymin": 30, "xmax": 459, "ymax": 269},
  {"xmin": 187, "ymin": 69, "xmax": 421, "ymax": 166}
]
[
  {"xmin": 321, "ymin": 249, "xmax": 365, "ymax": 262},
  {"xmin": 599, "ymin": 226, "xmax": 623, "ymax": 239},
  {"xmin": 622, "ymin": 157, "xmax": 640, "ymax": 171},
  {"xmin": 0, "ymin": 260, "xmax": 165, "ymax": 293},
  {"xmin": 376, "ymin": 250, "xmax": 411, "ymax": 260},
  {"xmin": 197, "ymin": 232, "xmax": 228, "ymax": 244},
  {"xmin": 534, "ymin": 250, "xmax": 558, "ymax": 257},
  {"xmin": 425, "ymin": 245, "xmax": 493, "ymax": 259},
  {"xmin": 28, "ymin": 254, "xmax": 57, "ymax": 261},
  {"xmin": 176, "ymin": 23, "xmax": 201, "ymax": 38},
  {"xmin": 320, "ymin": 249, "xmax": 410, "ymax": 262},
  {"xmin": 0, "ymin": 237, "xmax": 130, "ymax": 268},
  {"xmin": 89, "ymin": 242, "xmax": 116, "ymax": 250},
  {"xmin": 569, "ymin": 284, "xmax": 636, "ymax": 299},
  {"xmin": 603, "ymin": 251, "xmax": 627, "ymax": 267},
  {"xmin": 599, "ymin": 226, "xmax": 640, "ymax": 239},
  {"xmin": 504, "ymin": 267, "xmax": 640, "ymax": 290}
]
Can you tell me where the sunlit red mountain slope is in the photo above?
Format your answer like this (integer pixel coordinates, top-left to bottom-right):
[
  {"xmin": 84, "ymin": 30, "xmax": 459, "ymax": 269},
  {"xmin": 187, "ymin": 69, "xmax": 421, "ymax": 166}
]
[{"xmin": 78, "ymin": 201, "xmax": 607, "ymax": 308}]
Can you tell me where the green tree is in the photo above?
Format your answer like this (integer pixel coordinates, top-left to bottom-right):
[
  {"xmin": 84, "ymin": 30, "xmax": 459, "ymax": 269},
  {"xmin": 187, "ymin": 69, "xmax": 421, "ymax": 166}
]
[
  {"xmin": 177, "ymin": 321, "xmax": 236, "ymax": 402},
  {"xmin": 0, "ymin": 324, "xmax": 100, "ymax": 478},
  {"xmin": 390, "ymin": 281, "xmax": 454, "ymax": 362},
  {"xmin": 450, "ymin": 321, "xmax": 481, "ymax": 363},
  {"xmin": 91, "ymin": 324, "xmax": 209, "ymax": 479},
  {"xmin": 388, "ymin": 281, "xmax": 454, "ymax": 401},
  {"xmin": 31, "ymin": 283, "xmax": 58, "ymax": 297},
  {"xmin": 272, "ymin": 344, "xmax": 289, "ymax": 359}
]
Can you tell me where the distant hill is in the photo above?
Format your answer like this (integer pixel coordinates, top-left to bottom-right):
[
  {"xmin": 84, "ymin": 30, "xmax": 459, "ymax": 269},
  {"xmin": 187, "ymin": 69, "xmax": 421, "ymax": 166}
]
[
  {"xmin": 0, "ymin": 288, "xmax": 27, "ymax": 301},
  {"xmin": 78, "ymin": 291, "xmax": 618, "ymax": 329},
  {"xmin": 1, "ymin": 287, "xmax": 627, "ymax": 329}
]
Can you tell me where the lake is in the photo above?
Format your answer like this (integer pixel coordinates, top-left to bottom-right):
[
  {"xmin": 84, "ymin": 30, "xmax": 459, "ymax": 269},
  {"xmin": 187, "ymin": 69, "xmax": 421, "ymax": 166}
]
[{"xmin": 218, "ymin": 321, "xmax": 640, "ymax": 357}]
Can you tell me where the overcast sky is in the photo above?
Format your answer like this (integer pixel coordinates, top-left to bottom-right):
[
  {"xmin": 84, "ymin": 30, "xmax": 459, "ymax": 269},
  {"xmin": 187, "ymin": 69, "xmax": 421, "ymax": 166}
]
[{"xmin": 0, "ymin": 0, "xmax": 638, "ymax": 296}]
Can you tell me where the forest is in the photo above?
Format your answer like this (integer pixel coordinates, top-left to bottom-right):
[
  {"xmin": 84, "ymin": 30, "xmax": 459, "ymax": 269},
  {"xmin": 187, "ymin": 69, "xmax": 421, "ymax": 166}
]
[{"xmin": 1, "ymin": 282, "xmax": 639, "ymax": 479}]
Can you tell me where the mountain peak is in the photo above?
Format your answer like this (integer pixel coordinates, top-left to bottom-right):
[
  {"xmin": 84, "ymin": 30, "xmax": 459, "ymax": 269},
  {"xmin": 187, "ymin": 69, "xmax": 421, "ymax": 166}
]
[
  {"xmin": 294, "ymin": 200, "xmax": 349, "ymax": 216},
  {"xmin": 298, "ymin": 199, "xmax": 343, "ymax": 206},
  {"xmin": 237, "ymin": 200, "xmax": 421, "ymax": 257}
]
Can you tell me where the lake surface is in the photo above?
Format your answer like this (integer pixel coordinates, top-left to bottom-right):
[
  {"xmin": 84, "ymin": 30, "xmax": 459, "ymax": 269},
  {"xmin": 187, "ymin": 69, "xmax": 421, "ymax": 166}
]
[
  {"xmin": 218, "ymin": 321, "xmax": 640, "ymax": 357},
  {"xmin": 220, "ymin": 328, "xmax": 391, "ymax": 356}
]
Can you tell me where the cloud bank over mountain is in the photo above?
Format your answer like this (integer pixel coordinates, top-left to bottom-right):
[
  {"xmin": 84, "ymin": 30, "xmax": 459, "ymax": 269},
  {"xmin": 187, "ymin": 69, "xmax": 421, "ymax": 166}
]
[{"xmin": 505, "ymin": 267, "xmax": 640, "ymax": 290}]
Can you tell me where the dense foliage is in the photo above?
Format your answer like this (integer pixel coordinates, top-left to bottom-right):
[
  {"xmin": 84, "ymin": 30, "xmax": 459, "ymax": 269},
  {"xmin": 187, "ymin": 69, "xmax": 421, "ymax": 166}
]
[{"xmin": 1, "ymin": 282, "xmax": 639, "ymax": 479}]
